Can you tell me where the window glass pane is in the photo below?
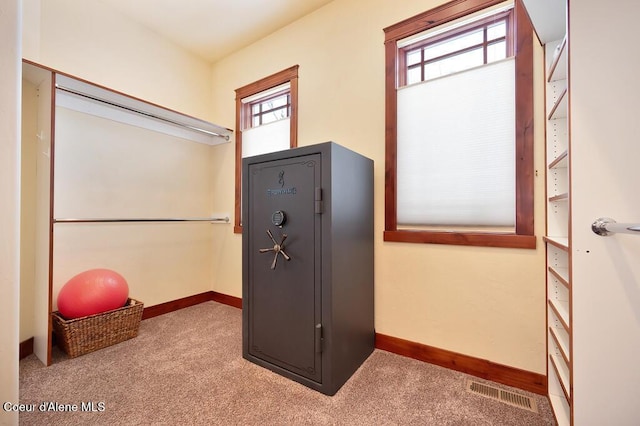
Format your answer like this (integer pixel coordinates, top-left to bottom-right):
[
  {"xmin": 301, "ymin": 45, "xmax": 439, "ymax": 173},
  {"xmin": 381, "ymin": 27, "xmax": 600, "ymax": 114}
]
[
  {"xmin": 261, "ymin": 112, "xmax": 277, "ymax": 125},
  {"xmin": 487, "ymin": 41, "xmax": 506, "ymax": 63},
  {"xmin": 406, "ymin": 49, "xmax": 421, "ymax": 66},
  {"xmin": 248, "ymin": 93, "xmax": 291, "ymax": 129},
  {"xmin": 264, "ymin": 94, "xmax": 288, "ymax": 110},
  {"xmin": 487, "ymin": 21, "xmax": 506, "ymax": 41},
  {"xmin": 424, "ymin": 48, "xmax": 483, "ymax": 80},
  {"xmin": 423, "ymin": 29, "xmax": 483, "ymax": 61},
  {"xmin": 261, "ymin": 107, "xmax": 288, "ymax": 125},
  {"xmin": 407, "ymin": 66, "xmax": 421, "ymax": 85}
]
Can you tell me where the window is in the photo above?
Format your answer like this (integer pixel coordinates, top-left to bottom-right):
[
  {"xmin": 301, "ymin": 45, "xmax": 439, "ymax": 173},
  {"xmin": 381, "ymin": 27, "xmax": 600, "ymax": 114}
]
[
  {"xmin": 240, "ymin": 83, "xmax": 292, "ymax": 159},
  {"xmin": 234, "ymin": 66, "xmax": 299, "ymax": 233},
  {"xmin": 383, "ymin": 0, "xmax": 535, "ymax": 249},
  {"xmin": 248, "ymin": 90, "xmax": 290, "ymax": 127}
]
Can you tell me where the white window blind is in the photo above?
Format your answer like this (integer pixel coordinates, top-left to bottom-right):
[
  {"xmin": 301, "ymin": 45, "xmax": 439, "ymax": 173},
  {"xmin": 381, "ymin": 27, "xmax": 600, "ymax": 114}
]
[
  {"xmin": 241, "ymin": 83, "xmax": 290, "ymax": 104},
  {"xmin": 241, "ymin": 118, "xmax": 290, "ymax": 158},
  {"xmin": 396, "ymin": 58, "xmax": 515, "ymax": 227}
]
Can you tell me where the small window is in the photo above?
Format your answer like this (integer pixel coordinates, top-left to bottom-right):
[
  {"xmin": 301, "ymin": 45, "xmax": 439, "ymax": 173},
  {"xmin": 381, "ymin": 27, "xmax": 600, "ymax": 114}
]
[
  {"xmin": 240, "ymin": 83, "xmax": 292, "ymax": 159},
  {"xmin": 234, "ymin": 66, "xmax": 299, "ymax": 233}
]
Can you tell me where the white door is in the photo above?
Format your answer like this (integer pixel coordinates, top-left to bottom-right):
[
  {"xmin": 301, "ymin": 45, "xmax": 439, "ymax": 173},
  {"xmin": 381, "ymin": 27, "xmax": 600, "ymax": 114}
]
[{"xmin": 570, "ymin": 1, "xmax": 640, "ymax": 424}]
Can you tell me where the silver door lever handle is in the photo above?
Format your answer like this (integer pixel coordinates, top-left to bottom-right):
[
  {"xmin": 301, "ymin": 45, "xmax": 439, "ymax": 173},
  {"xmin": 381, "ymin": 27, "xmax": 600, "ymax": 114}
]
[{"xmin": 592, "ymin": 217, "xmax": 640, "ymax": 236}]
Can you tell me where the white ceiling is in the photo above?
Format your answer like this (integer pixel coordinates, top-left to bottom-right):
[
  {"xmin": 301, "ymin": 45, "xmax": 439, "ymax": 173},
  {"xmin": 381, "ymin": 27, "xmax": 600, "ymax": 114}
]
[{"xmin": 98, "ymin": 0, "xmax": 334, "ymax": 63}]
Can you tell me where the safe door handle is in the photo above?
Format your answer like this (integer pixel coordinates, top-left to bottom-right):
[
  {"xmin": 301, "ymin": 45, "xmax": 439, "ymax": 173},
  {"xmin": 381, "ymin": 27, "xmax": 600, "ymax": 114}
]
[
  {"xmin": 258, "ymin": 230, "xmax": 291, "ymax": 270},
  {"xmin": 315, "ymin": 324, "xmax": 323, "ymax": 353}
]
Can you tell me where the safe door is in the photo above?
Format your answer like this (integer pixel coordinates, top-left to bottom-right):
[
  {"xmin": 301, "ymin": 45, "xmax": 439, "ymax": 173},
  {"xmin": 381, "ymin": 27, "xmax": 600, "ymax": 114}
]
[{"xmin": 245, "ymin": 153, "xmax": 322, "ymax": 383}]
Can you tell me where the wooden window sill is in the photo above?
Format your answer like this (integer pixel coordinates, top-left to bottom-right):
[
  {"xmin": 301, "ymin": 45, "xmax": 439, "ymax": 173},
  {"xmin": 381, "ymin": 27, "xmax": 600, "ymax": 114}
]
[{"xmin": 383, "ymin": 229, "xmax": 536, "ymax": 249}]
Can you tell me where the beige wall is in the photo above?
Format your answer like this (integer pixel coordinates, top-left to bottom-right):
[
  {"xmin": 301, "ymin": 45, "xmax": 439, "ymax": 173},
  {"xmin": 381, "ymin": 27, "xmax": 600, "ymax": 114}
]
[
  {"xmin": 1, "ymin": 0, "xmax": 21, "ymax": 422},
  {"xmin": 22, "ymin": 0, "xmax": 214, "ymax": 120},
  {"xmin": 210, "ymin": 0, "xmax": 547, "ymax": 373},
  {"xmin": 51, "ymin": 106, "xmax": 217, "ymax": 308}
]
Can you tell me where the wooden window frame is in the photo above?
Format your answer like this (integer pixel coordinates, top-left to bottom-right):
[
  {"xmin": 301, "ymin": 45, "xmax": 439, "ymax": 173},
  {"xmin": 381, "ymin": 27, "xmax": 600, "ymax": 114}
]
[
  {"xmin": 234, "ymin": 65, "xmax": 299, "ymax": 233},
  {"xmin": 401, "ymin": 10, "xmax": 514, "ymax": 86},
  {"xmin": 383, "ymin": 0, "xmax": 535, "ymax": 249}
]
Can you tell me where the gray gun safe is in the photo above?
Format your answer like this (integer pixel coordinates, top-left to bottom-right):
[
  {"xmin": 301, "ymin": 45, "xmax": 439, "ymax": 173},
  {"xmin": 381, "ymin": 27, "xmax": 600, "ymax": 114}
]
[{"xmin": 242, "ymin": 142, "xmax": 374, "ymax": 396}]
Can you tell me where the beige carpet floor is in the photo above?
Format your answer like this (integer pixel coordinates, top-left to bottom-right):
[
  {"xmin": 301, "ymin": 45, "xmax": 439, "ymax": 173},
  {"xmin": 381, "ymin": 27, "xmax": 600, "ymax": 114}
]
[{"xmin": 20, "ymin": 301, "xmax": 556, "ymax": 425}]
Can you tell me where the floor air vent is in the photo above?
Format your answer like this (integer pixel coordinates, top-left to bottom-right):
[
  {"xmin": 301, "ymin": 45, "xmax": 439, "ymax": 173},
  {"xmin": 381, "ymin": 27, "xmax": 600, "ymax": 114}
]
[{"xmin": 466, "ymin": 380, "xmax": 538, "ymax": 413}]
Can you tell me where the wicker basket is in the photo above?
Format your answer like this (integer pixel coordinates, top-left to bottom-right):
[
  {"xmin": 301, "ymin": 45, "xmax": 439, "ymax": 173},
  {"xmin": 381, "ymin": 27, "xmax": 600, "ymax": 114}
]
[{"xmin": 52, "ymin": 298, "xmax": 144, "ymax": 358}]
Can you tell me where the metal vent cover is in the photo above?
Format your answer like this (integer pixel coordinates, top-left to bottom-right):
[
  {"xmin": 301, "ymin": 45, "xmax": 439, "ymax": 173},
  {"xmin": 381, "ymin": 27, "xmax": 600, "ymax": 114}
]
[{"xmin": 466, "ymin": 380, "xmax": 538, "ymax": 413}]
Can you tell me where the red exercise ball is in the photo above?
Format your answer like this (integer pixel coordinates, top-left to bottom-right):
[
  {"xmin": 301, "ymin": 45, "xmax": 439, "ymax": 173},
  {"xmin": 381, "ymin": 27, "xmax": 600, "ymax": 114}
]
[{"xmin": 57, "ymin": 268, "xmax": 129, "ymax": 319}]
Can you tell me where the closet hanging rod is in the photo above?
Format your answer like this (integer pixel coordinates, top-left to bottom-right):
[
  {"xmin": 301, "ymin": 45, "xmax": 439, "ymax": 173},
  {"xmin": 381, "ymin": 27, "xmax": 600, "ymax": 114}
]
[
  {"xmin": 55, "ymin": 85, "xmax": 231, "ymax": 141},
  {"xmin": 54, "ymin": 217, "xmax": 230, "ymax": 224},
  {"xmin": 591, "ymin": 217, "xmax": 640, "ymax": 236}
]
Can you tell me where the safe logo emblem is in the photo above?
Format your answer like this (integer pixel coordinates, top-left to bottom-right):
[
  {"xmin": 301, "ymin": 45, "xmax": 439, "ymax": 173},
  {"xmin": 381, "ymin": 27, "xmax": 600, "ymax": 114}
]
[{"xmin": 267, "ymin": 170, "xmax": 296, "ymax": 196}]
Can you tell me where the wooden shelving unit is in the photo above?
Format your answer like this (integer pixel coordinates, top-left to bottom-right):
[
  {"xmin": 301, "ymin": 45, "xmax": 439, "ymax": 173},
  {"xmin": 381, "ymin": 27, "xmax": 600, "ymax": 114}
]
[
  {"xmin": 522, "ymin": 1, "xmax": 571, "ymax": 421},
  {"xmin": 526, "ymin": 2, "xmax": 640, "ymax": 423},
  {"xmin": 544, "ymin": 29, "xmax": 572, "ymax": 426}
]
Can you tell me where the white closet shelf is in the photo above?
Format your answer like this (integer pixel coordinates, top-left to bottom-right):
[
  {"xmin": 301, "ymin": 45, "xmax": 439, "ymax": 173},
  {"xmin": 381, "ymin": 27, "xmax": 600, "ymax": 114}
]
[
  {"xmin": 549, "ymin": 353, "xmax": 571, "ymax": 402},
  {"xmin": 549, "ymin": 193, "xmax": 569, "ymax": 202},
  {"xmin": 548, "ymin": 299, "xmax": 570, "ymax": 332},
  {"xmin": 547, "ymin": 36, "xmax": 568, "ymax": 82},
  {"xmin": 543, "ymin": 236, "xmax": 569, "ymax": 251},
  {"xmin": 548, "ymin": 150, "xmax": 568, "ymax": 169},
  {"xmin": 548, "ymin": 88, "xmax": 568, "ymax": 120},
  {"xmin": 549, "ymin": 326, "xmax": 571, "ymax": 366},
  {"xmin": 535, "ymin": 4, "xmax": 572, "ymax": 423},
  {"xmin": 520, "ymin": 0, "xmax": 566, "ymax": 44},
  {"xmin": 56, "ymin": 74, "xmax": 233, "ymax": 146},
  {"xmin": 548, "ymin": 393, "xmax": 570, "ymax": 426},
  {"xmin": 548, "ymin": 266, "xmax": 570, "ymax": 288}
]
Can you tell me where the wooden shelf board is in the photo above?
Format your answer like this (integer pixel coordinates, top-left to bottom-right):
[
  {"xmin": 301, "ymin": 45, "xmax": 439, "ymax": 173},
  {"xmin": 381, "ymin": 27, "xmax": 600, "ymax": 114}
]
[
  {"xmin": 549, "ymin": 354, "xmax": 571, "ymax": 402},
  {"xmin": 549, "ymin": 193, "xmax": 569, "ymax": 202},
  {"xmin": 548, "ymin": 87, "xmax": 568, "ymax": 120},
  {"xmin": 549, "ymin": 326, "xmax": 571, "ymax": 366},
  {"xmin": 548, "ymin": 298, "xmax": 570, "ymax": 333},
  {"xmin": 548, "ymin": 393, "xmax": 571, "ymax": 426},
  {"xmin": 548, "ymin": 36, "xmax": 568, "ymax": 82},
  {"xmin": 544, "ymin": 236, "xmax": 569, "ymax": 251},
  {"xmin": 548, "ymin": 266, "xmax": 570, "ymax": 288},
  {"xmin": 548, "ymin": 150, "xmax": 568, "ymax": 169}
]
